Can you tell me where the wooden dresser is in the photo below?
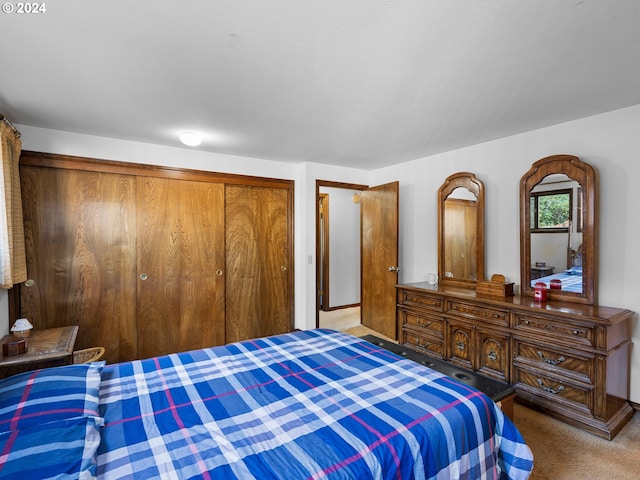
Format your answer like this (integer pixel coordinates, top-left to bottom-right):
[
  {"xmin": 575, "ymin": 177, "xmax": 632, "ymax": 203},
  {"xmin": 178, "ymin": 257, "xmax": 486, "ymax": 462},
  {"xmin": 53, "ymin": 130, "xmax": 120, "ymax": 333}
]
[{"xmin": 396, "ymin": 282, "xmax": 633, "ymax": 439}]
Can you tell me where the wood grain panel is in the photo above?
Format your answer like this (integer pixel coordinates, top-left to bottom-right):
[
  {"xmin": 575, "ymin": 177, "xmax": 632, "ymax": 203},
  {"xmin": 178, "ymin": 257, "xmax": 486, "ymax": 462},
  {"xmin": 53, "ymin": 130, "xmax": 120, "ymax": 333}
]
[
  {"xmin": 136, "ymin": 177, "xmax": 225, "ymax": 358},
  {"xmin": 443, "ymin": 199, "xmax": 477, "ymax": 280},
  {"xmin": 19, "ymin": 166, "xmax": 138, "ymax": 363},
  {"xmin": 225, "ymin": 185, "xmax": 292, "ymax": 343},
  {"xmin": 448, "ymin": 322, "xmax": 473, "ymax": 369},
  {"xmin": 361, "ymin": 182, "xmax": 399, "ymax": 340},
  {"xmin": 477, "ymin": 328, "xmax": 510, "ymax": 382}
]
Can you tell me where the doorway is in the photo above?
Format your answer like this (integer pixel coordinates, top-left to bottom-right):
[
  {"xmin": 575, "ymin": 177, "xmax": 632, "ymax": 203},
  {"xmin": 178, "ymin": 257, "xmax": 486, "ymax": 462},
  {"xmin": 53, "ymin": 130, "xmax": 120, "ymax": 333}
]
[
  {"xmin": 315, "ymin": 180, "xmax": 399, "ymax": 340},
  {"xmin": 316, "ymin": 181, "xmax": 366, "ymax": 331}
]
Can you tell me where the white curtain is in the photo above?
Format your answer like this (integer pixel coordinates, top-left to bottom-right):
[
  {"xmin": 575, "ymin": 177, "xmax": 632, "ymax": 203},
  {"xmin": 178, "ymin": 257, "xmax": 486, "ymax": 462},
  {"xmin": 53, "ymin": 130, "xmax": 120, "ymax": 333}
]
[{"xmin": 0, "ymin": 118, "xmax": 27, "ymax": 288}]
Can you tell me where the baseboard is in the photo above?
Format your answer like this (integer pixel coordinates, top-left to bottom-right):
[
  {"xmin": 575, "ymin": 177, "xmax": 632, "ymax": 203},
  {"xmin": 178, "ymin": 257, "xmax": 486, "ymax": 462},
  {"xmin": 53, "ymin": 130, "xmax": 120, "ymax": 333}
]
[
  {"xmin": 629, "ymin": 400, "xmax": 640, "ymax": 412},
  {"xmin": 321, "ymin": 303, "xmax": 360, "ymax": 312}
]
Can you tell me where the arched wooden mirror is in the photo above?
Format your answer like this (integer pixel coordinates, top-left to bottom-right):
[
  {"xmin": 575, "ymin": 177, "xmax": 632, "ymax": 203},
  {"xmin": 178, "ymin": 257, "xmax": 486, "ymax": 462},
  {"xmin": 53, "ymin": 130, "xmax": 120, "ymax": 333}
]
[
  {"xmin": 438, "ymin": 172, "xmax": 485, "ymax": 289},
  {"xmin": 520, "ymin": 155, "xmax": 596, "ymax": 304}
]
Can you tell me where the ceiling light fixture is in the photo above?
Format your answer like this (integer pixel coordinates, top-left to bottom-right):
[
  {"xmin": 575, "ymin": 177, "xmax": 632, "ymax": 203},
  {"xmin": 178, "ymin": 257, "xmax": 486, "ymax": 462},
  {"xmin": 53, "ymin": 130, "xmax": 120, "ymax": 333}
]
[{"xmin": 179, "ymin": 132, "xmax": 202, "ymax": 147}]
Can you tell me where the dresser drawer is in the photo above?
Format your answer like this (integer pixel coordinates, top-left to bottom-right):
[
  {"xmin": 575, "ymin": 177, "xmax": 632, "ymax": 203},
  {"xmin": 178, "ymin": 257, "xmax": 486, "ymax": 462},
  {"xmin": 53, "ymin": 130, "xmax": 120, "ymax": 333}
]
[
  {"xmin": 446, "ymin": 300, "xmax": 509, "ymax": 327},
  {"xmin": 514, "ymin": 313, "xmax": 595, "ymax": 347},
  {"xmin": 398, "ymin": 290, "xmax": 444, "ymax": 312},
  {"xmin": 447, "ymin": 321, "xmax": 473, "ymax": 370},
  {"xmin": 477, "ymin": 328, "xmax": 511, "ymax": 383},
  {"xmin": 514, "ymin": 367, "xmax": 594, "ymax": 413},
  {"xmin": 403, "ymin": 331, "xmax": 444, "ymax": 358},
  {"xmin": 513, "ymin": 340, "xmax": 594, "ymax": 384},
  {"xmin": 399, "ymin": 309, "xmax": 445, "ymax": 337}
]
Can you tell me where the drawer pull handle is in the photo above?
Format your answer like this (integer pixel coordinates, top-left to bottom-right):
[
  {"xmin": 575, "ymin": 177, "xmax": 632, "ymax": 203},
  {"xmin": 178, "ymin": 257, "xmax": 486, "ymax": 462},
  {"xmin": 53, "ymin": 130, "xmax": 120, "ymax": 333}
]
[
  {"xmin": 537, "ymin": 378, "xmax": 565, "ymax": 395},
  {"xmin": 456, "ymin": 341, "xmax": 466, "ymax": 351},
  {"xmin": 573, "ymin": 330, "xmax": 579, "ymax": 335},
  {"xmin": 417, "ymin": 320, "xmax": 432, "ymax": 329},
  {"xmin": 416, "ymin": 339, "xmax": 431, "ymax": 349},
  {"xmin": 487, "ymin": 350, "xmax": 497, "ymax": 361},
  {"xmin": 537, "ymin": 351, "xmax": 566, "ymax": 366}
]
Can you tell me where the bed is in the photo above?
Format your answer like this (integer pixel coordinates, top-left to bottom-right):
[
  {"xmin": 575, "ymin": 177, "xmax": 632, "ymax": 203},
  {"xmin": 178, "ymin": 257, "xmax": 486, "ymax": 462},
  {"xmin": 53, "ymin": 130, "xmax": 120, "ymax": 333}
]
[
  {"xmin": 530, "ymin": 244, "xmax": 583, "ymax": 293},
  {"xmin": 0, "ymin": 329, "xmax": 533, "ymax": 479},
  {"xmin": 530, "ymin": 266, "xmax": 583, "ymax": 293}
]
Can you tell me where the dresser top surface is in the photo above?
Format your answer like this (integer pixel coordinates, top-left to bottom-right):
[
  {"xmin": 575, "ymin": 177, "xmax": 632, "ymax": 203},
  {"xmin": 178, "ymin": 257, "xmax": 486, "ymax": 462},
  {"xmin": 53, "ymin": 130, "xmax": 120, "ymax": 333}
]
[{"xmin": 397, "ymin": 282, "xmax": 633, "ymax": 324}]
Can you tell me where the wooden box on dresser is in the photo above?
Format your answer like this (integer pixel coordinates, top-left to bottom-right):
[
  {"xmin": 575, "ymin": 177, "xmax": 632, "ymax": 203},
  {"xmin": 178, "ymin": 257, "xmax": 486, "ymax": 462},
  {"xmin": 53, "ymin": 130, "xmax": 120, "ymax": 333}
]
[{"xmin": 397, "ymin": 282, "xmax": 634, "ymax": 440}]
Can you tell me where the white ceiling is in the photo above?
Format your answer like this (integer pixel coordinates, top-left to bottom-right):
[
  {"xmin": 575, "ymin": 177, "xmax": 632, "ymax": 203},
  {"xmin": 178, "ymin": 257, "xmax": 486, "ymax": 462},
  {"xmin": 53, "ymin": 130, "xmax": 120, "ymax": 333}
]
[{"xmin": 1, "ymin": 1, "xmax": 639, "ymax": 170}]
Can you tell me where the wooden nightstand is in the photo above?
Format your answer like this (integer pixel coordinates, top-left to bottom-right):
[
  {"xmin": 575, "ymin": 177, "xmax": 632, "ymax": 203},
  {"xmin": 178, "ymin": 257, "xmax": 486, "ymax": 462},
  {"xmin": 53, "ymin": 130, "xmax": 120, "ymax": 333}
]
[
  {"xmin": 0, "ymin": 326, "xmax": 79, "ymax": 379},
  {"xmin": 530, "ymin": 265, "xmax": 554, "ymax": 280}
]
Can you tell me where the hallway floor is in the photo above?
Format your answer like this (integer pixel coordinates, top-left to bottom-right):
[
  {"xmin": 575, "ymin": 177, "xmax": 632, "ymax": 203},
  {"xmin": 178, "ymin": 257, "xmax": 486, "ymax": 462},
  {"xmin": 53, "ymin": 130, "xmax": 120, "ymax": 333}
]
[{"xmin": 319, "ymin": 306, "xmax": 395, "ymax": 342}]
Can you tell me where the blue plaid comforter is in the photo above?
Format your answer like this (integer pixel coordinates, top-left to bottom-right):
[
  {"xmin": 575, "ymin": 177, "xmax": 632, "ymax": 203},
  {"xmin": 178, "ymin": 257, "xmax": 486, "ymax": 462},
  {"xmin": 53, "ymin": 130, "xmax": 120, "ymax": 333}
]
[
  {"xmin": 96, "ymin": 329, "xmax": 533, "ymax": 479},
  {"xmin": 531, "ymin": 270, "xmax": 583, "ymax": 293}
]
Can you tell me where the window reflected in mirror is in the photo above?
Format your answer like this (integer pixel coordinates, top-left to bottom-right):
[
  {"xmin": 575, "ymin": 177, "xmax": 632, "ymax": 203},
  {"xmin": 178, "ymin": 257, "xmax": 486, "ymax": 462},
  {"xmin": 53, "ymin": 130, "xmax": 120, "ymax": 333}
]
[{"xmin": 530, "ymin": 189, "xmax": 572, "ymax": 232}]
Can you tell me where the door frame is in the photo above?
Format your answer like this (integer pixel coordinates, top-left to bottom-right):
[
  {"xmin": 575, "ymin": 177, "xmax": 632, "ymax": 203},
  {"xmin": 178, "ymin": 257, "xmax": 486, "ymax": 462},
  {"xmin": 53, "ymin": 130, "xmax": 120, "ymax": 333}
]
[
  {"xmin": 315, "ymin": 180, "xmax": 367, "ymax": 328},
  {"xmin": 318, "ymin": 193, "xmax": 330, "ymax": 311}
]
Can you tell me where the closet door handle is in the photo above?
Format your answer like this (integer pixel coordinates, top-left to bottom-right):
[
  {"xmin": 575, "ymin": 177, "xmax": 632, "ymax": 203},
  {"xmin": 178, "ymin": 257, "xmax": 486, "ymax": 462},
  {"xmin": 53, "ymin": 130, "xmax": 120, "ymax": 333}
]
[
  {"xmin": 139, "ymin": 273, "xmax": 148, "ymax": 281},
  {"xmin": 216, "ymin": 270, "xmax": 223, "ymax": 276}
]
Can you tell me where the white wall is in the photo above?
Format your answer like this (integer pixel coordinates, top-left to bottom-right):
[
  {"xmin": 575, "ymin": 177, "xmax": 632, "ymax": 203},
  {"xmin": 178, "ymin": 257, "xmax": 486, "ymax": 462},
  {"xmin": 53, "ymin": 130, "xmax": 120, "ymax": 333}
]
[
  {"xmin": 5, "ymin": 103, "xmax": 640, "ymax": 403},
  {"xmin": 319, "ymin": 187, "xmax": 360, "ymax": 308},
  {"xmin": 370, "ymin": 104, "xmax": 640, "ymax": 403}
]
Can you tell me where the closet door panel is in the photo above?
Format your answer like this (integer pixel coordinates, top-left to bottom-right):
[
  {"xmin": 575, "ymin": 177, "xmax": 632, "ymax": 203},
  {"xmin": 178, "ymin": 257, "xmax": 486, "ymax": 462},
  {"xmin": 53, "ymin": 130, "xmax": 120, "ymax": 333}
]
[
  {"xmin": 225, "ymin": 185, "xmax": 292, "ymax": 342},
  {"xmin": 136, "ymin": 177, "xmax": 225, "ymax": 358},
  {"xmin": 19, "ymin": 165, "xmax": 138, "ymax": 363}
]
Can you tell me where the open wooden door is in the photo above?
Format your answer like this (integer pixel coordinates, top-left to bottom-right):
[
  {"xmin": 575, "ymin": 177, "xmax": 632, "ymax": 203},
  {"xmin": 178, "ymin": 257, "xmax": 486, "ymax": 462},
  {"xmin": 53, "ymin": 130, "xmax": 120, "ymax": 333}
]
[{"xmin": 361, "ymin": 181, "xmax": 399, "ymax": 340}]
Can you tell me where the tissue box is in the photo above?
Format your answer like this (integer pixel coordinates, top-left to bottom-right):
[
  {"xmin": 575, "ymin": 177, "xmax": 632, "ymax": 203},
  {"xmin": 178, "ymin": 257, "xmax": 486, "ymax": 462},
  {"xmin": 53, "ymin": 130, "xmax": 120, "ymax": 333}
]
[
  {"xmin": 3, "ymin": 338, "xmax": 27, "ymax": 356},
  {"xmin": 476, "ymin": 279, "xmax": 515, "ymax": 297}
]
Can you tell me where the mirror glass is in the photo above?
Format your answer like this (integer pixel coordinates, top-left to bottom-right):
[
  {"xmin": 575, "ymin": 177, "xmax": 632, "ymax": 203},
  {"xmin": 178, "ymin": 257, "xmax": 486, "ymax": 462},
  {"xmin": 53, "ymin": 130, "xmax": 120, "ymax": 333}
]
[
  {"xmin": 438, "ymin": 172, "xmax": 485, "ymax": 289},
  {"xmin": 520, "ymin": 155, "xmax": 595, "ymax": 304},
  {"xmin": 530, "ymin": 174, "xmax": 582, "ymax": 294}
]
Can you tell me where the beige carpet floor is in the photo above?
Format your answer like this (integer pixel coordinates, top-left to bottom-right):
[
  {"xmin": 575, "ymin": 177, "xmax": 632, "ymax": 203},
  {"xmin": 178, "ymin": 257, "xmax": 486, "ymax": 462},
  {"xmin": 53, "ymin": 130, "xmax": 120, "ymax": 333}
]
[
  {"xmin": 515, "ymin": 404, "xmax": 639, "ymax": 480},
  {"xmin": 343, "ymin": 325, "xmax": 639, "ymax": 479}
]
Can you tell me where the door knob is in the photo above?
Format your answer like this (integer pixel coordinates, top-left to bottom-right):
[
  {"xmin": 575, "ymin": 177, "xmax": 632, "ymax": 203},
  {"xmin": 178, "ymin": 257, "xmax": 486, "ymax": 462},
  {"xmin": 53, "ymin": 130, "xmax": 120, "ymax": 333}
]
[{"xmin": 388, "ymin": 266, "xmax": 400, "ymax": 272}]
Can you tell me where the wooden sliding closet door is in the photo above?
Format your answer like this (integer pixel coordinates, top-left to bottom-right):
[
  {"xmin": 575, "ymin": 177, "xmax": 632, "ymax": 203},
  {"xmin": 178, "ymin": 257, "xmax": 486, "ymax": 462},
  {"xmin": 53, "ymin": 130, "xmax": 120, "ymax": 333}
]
[
  {"xmin": 225, "ymin": 185, "xmax": 292, "ymax": 343},
  {"xmin": 136, "ymin": 177, "xmax": 225, "ymax": 359},
  {"xmin": 16, "ymin": 152, "xmax": 294, "ymax": 361},
  {"xmin": 19, "ymin": 166, "xmax": 138, "ymax": 363}
]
